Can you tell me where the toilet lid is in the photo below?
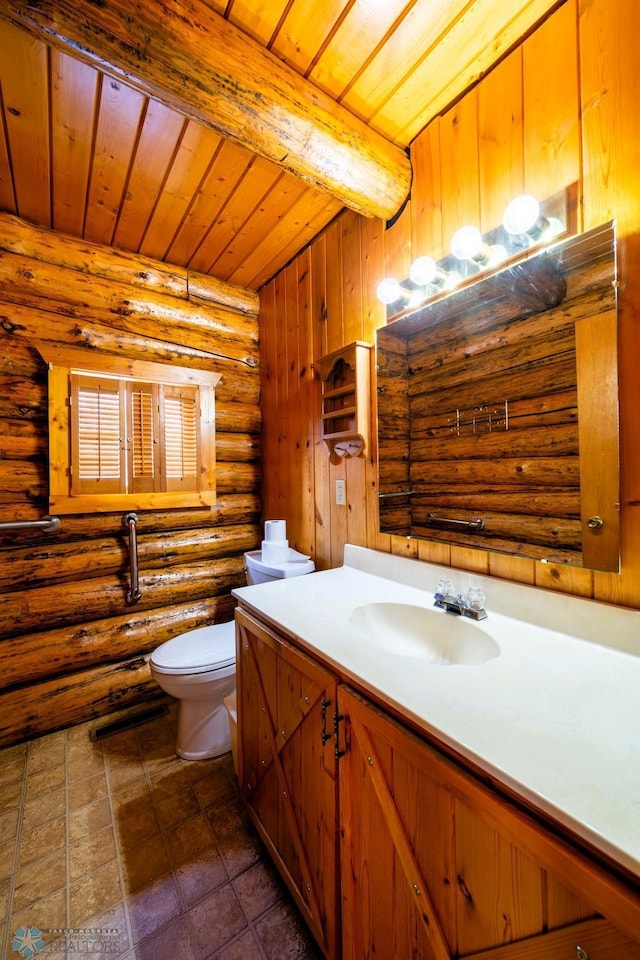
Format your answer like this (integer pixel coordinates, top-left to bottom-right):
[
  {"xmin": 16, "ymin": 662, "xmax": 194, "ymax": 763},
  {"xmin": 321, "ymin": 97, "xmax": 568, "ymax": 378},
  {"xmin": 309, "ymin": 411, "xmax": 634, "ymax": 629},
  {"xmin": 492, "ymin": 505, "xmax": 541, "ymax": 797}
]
[{"xmin": 150, "ymin": 620, "xmax": 236, "ymax": 675}]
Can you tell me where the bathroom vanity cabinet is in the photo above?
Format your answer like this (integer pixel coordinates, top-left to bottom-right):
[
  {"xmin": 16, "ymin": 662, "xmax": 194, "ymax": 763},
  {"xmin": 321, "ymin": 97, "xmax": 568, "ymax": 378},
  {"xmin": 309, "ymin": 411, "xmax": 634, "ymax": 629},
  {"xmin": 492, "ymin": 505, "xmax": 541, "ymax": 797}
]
[
  {"xmin": 235, "ymin": 608, "xmax": 340, "ymax": 959},
  {"xmin": 235, "ymin": 604, "xmax": 640, "ymax": 960},
  {"xmin": 340, "ymin": 685, "xmax": 640, "ymax": 960}
]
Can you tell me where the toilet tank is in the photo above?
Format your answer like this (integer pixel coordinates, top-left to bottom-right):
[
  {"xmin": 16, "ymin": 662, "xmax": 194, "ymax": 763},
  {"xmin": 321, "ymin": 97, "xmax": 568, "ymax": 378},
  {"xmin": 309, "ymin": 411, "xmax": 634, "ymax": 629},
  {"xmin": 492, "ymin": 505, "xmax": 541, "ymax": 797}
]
[{"xmin": 244, "ymin": 549, "xmax": 315, "ymax": 584}]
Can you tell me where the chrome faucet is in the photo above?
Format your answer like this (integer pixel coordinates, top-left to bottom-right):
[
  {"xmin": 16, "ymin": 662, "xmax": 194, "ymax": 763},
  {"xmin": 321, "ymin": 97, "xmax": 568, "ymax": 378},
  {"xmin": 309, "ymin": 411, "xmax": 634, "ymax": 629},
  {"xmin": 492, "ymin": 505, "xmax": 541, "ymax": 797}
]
[{"xmin": 434, "ymin": 580, "xmax": 487, "ymax": 620}]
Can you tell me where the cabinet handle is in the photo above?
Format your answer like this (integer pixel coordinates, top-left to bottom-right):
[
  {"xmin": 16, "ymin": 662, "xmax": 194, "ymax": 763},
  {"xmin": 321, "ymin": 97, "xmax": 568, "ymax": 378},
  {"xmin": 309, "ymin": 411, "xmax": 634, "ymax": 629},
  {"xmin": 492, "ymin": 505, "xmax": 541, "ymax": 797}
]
[
  {"xmin": 334, "ymin": 712, "xmax": 345, "ymax": 762},
  {"xmin": 575, "ymin": 949, "xmax": 589, "ymax": 960},
  {"xmin": 321, "ymin": 698, "xmax": 332, "ymax": 745},
  {"xmin": 457, "ymin": 875, "xmax": 473, "ymax": 902}
]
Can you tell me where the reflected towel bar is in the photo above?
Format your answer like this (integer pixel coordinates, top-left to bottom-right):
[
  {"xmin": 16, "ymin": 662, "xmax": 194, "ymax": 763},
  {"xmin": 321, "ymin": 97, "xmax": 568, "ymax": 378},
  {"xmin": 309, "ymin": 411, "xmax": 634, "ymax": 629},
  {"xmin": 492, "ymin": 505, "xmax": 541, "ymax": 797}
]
[
  {"xmin": 0, "ymin": 516, "xmax": 60, "ymax": 533},
  {"xmin": 426, "ymin": 514, "xmax": 485, "ymax": 531},
  {"xmin": 123, "ymin": 512, "xmax": 142, "ymax": 604},
  {"xmin": 378, "ymin": 491, "xmax": 415, "ymax": 499}
]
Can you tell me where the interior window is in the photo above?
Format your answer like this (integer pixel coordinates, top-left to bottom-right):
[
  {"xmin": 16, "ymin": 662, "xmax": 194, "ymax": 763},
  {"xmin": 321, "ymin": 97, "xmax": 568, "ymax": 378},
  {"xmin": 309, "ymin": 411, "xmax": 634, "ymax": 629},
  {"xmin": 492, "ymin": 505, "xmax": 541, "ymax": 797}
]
[{"xmin": 38, "ymin": 345, "xmax": 221, "ymax": 514}]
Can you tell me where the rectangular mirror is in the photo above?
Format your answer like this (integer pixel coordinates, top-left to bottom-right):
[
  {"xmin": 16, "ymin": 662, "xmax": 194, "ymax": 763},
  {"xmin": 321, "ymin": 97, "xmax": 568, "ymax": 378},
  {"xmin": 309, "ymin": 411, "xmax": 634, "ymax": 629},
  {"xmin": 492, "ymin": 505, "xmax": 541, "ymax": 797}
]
[{"xmin": 376, "ymin": 222, "xmax": 620, "ymax": 572}]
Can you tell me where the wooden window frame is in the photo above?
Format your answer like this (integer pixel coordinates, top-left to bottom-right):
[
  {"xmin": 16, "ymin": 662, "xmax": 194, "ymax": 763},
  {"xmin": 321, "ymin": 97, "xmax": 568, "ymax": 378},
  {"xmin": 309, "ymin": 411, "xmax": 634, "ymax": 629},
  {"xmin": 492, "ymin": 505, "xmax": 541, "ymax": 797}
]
[{"xmin": 38, "ymin": 345, "xmax": 221, "ymax": 514}]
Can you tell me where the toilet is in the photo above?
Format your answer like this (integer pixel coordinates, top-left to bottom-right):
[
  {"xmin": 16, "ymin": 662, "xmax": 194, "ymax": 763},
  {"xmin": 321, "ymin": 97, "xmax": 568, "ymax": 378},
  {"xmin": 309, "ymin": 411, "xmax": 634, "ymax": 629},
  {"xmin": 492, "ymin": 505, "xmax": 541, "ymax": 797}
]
[
  {"xmin": 150, "ymin": 545, "xmax": 315, "ymax": 760},
  {"xmin": 244, "ymin": 547, "xmax": 315, "ymax": 583},
  {"xmin": 150, "ymin": 620, "xmax": 236, "ymax": 760}
]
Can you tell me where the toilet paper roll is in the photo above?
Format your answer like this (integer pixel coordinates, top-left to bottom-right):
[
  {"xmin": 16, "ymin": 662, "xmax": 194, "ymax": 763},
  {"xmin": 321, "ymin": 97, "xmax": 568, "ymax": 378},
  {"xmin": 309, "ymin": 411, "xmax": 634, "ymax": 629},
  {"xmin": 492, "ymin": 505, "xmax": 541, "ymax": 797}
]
[
  {"xmin": 261, "ymin": 540, "xmax": 290, "ymax": 564},
  {"xmin": 264, "ymin": 519, "xmax": 287, "ymax": 542}
]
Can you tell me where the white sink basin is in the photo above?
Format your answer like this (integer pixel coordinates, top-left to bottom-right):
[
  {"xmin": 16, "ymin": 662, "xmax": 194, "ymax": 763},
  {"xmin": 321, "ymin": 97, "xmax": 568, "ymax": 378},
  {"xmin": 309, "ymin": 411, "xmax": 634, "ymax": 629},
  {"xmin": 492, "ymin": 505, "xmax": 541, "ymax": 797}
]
[{"xmin": 349, "ymin": 602, "xmax": 500, "ymax": 665}]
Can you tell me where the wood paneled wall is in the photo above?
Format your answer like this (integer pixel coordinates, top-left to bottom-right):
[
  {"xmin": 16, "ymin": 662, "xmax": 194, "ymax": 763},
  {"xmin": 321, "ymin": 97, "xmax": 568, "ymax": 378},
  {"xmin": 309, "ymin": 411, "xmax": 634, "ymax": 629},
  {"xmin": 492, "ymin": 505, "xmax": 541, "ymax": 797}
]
[
  {"xmin": 0, "ymin": 215, "xmax": 262, "ymax": 746},
  {"xmin": 259, "ymin": 0, "xmax": 640, "ymax": 609}
]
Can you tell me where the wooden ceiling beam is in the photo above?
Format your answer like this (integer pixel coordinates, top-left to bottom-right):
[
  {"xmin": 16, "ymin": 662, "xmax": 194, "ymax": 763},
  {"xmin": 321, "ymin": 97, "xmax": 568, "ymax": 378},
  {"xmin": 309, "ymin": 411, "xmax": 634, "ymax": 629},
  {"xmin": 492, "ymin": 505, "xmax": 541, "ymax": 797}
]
[{"xmin": 0, "ymin": 0, "xmax": 412, "ymax": 221}]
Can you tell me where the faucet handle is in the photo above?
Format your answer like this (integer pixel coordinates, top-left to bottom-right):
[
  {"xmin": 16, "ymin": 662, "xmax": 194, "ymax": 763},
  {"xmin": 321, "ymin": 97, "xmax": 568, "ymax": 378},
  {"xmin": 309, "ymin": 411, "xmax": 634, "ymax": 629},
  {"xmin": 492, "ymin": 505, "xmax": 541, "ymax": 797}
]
[
  {"xmin": 433, "ymin": 577, "xmax": 455, "ymax": 610},
  {"xmin": 435, "ymin": 578, "xmax": 455, "ymax": 602},
  {"xmin": 465, "ymin": 586, "xmax": 486, "ymax": 612}
]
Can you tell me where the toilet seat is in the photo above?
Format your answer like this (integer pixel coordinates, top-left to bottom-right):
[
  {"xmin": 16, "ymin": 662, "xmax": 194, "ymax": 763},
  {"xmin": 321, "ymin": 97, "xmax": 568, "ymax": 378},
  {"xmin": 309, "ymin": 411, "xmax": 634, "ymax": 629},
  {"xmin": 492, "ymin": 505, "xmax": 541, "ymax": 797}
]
[{"xmin": 150, "ymin": 620, "xmax": 236, "ymax": 675}]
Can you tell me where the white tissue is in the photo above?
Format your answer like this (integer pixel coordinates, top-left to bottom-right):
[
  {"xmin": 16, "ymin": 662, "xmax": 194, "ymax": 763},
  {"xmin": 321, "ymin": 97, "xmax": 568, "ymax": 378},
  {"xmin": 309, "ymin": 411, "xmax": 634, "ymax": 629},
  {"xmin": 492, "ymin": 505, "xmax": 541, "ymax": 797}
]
[
  {"xmin": 261, "ymin": 540, "xmax": 290, "ymax": 564},
  {"xmin": 264, "ymin": 519, "xmax": 287, "ymax": 541},
  {"xmin": 262, "ymin": 519, "xmax": 288, "ymax": 563}
]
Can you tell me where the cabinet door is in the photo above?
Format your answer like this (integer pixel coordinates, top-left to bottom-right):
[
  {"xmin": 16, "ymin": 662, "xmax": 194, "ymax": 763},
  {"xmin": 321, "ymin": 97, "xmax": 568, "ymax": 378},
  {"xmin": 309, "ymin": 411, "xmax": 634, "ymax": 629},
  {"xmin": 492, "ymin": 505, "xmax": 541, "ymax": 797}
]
[
  {"xmin": 338, "ymin": 686, "xmax": 640, "ymax": 960},
  {"xmin": 461, "ymin": 916, "xmax": 640, "ymax": 959},
  {"xmin": 235, "ymin": 607, "xmax": 340, "ymax": 958}
]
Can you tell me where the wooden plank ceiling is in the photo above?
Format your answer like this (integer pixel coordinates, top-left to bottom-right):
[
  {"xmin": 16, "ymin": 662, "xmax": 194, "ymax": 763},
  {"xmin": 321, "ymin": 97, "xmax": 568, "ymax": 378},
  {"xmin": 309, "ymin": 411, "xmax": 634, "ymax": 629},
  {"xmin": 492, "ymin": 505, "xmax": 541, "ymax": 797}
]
[{"xmin": 0, "ymin": 0, "xmax": 559, "ymax": 292}]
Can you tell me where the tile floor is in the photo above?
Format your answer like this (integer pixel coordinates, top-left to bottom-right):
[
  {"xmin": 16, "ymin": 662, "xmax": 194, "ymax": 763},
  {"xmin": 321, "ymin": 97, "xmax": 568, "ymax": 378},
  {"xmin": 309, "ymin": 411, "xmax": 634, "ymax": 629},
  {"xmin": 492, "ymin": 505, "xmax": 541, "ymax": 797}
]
[{"xmin": 0, "ymin": 703, "xmax": 322, "ymax": 960}]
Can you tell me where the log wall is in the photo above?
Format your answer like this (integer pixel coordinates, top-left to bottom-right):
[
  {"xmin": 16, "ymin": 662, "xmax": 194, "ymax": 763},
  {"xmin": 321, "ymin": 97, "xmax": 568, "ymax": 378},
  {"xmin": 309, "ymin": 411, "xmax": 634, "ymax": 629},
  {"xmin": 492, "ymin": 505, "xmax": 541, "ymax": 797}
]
[
  {"xmin": 259, "ymin": 0, "xmax": 640, "ymax": 609},
  {"xmin": 0, "ymin": 214, "xmax": 261, "ymax": 746}
]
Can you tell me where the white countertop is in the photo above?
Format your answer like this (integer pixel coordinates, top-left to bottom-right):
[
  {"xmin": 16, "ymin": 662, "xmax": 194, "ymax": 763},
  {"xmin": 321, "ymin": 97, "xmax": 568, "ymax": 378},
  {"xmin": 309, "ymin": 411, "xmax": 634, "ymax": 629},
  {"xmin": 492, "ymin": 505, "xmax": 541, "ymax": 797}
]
[{"xmin": 232, "ymin": 545, "xmax": 640, "ymax": 879}]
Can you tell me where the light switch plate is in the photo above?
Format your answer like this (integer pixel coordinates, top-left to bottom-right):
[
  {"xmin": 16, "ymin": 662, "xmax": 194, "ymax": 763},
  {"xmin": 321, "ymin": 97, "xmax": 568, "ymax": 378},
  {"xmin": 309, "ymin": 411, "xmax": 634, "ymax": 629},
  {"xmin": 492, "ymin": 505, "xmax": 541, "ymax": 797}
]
[{"xmin": 335, "ymin": 479, "xmax": 346, "ymax": 505}]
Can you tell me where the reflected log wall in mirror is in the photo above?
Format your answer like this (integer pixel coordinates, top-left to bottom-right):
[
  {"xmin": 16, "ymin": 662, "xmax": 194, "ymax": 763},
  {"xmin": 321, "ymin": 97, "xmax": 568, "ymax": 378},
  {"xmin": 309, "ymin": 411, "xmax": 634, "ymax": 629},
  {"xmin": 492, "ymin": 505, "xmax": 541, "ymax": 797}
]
[{"xmin": 376, "ymin": 222, "xmax": 620, "ymax": 572}]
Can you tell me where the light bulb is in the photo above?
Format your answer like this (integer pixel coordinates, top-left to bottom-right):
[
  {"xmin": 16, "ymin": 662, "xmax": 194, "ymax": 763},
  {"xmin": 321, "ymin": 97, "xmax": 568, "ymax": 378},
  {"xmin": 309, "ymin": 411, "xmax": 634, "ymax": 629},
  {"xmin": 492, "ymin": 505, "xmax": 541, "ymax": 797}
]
[
  {"xmin": 410, "ymin": 256, "xmax": 438, "ymax": 286},
  {"xmin": 444, "ymin": 270, "xmax": 462, "ymax": 290},
  {"xmin": 543, "ymin": 216, "xmax": 564, "ymax": 240},
  {"xmin": 503, "ymin": 194, "xmax": 542, "ymax": 236},
  {"xmin": 376, "ymin": 277, "xmax": 403, "ymax": 305},
  {"xmin": 488, "ymin": 243, "xmax": 508, "ymax": 266},
  {"xmin": 451, "ymin": 225, "xmax": 483, "ymax": 261}
]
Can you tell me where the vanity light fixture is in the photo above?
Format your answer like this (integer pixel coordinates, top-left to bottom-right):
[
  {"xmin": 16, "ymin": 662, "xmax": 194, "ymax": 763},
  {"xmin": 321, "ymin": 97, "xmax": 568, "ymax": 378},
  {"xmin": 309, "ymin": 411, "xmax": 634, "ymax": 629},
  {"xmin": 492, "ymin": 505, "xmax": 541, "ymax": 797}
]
[
  {"xmin": 503, "ymin": 194, "xmax": 564, "ymax": 243},
  {"xmin": 450, "ymin": 225, "xmax": 491, "ymax": 265},
  {"xmin": 376, "ymin": 276, "xmax": 431, "ymax": 309},
  {"xmin": 409, "ymin": 256, "xmax": 447, "ymax": 288},
  {"xmin": 376, "ymin": 277, "xmax": 411, "ymax": 305},
  {"xmin": 376, "ymin": 185, "xmax": 575, "ymax": 314},
  {"xmin": 409, "ymin": 256, "xmax": 462, "ymax": 294},
  {"xmin": 443, "ymin": 269, "xmax": 463, "ymax": 290},
  {"xmin": 451, "ymin": 226, "xmax": 508, "ymax": 268}
]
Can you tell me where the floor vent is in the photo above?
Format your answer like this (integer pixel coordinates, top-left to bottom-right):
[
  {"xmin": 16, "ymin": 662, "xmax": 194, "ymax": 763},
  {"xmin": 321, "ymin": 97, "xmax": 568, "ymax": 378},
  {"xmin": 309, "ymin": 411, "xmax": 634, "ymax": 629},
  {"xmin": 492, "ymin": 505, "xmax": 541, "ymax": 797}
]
[{"xmin": 90, "ymin": 704, "xmax": 169, "ymax": 741}]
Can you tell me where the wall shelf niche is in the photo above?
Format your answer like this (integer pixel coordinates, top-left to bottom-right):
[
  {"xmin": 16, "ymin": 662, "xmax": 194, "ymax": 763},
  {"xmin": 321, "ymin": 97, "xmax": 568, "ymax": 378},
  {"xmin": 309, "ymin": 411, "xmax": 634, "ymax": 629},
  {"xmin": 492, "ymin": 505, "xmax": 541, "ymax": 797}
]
[{"xmin": 316, "ymin": 341, "xmax": 372, "ymax": 459}]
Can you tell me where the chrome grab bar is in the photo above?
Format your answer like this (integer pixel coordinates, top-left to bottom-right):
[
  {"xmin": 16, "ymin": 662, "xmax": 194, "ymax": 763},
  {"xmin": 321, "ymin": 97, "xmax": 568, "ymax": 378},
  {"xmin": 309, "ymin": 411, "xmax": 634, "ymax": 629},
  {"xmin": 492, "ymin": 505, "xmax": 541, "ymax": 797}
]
[
  {"xmin": 123, "ymin": 512, "xmax": 142, "ymax": 604},
  {"xmin": 426, "ymin": 514, "xmax": 485, "ymax": 531},
  {"xmin": 0, "ymin": 516, "xmax": 61, "ymax": 534}
]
